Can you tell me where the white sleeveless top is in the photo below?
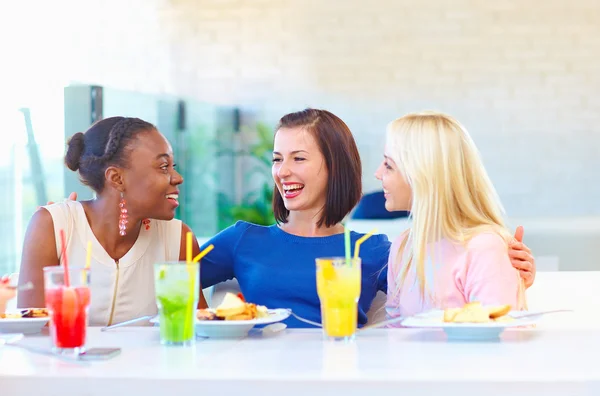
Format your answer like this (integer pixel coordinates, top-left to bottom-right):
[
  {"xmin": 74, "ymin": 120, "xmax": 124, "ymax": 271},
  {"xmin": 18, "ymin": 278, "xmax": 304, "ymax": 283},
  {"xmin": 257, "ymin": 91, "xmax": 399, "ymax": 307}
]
[{"xmin": 44, "ymin": 201, "xmax": 182, "ymax": 326}]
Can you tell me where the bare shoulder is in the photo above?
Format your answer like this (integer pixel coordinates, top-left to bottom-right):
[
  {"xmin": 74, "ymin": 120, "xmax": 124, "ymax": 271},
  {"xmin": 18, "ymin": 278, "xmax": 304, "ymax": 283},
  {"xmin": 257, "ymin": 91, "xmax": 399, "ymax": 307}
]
[
  {"xmin": 18, "ymin": 208, "xmax": 59, "ymax": 308},
  {"xmin": 26, "ymin": 207, "xmax": 55, "ymax": 237},
  {"xmin": 179, "ymin": 221, "xmax": 194, "ymax": 244},
  {"xmin": 22, "ymin": 207, "xmax": 57, "ymax": 259},
  {"xmin": 178, "ymin": 221, "xmax": 200, "ymax": 261},
  {"xmin": 181, "ymin": 222, "xmax": 192, "ymax": 234}
]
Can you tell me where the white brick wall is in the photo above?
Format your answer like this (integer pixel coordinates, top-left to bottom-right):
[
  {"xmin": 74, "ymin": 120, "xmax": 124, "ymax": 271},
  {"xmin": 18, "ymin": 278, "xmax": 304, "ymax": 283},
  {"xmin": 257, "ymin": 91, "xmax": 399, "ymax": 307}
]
[
  {"xmin": 162, "ymin": 0, "xmax": 600, "ymax": 217},
  {"xmin": 3, "ymin": 0, "xmax": 599, "ymax": 216}
]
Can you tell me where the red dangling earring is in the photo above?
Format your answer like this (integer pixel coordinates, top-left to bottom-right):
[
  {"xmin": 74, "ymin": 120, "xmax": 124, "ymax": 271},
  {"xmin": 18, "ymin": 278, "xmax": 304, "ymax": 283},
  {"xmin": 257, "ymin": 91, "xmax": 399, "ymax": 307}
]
[
  {"xmin": 119, "ymin": 192, "xmax": 128, "ymax": 236},
  {"xmin": 142, "ymin": 218, "xmax": 151, "ymax": 231}
]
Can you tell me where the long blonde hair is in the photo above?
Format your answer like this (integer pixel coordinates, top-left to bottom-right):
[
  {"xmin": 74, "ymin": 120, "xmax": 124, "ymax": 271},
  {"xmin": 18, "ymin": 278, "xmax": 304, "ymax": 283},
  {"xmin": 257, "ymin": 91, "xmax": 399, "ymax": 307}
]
[{"xmin": 386, "ymin": 111, "xmax": 526, "ymax": 307}]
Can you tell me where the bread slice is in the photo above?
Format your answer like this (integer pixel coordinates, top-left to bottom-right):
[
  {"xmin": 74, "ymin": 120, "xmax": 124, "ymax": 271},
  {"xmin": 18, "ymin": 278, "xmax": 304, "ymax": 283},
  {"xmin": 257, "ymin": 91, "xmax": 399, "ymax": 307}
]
[
  {"xmin": 215, "ymin": 293, "xmax": 247, "ymax": 318},
  {"xmin": 225, "ymin": 312, "xmax": 254, "ymax": 321},
  {"xmin": 443, "ymin": 308, "xmax": 462, "ymax": 322},
  {"xmin": 487, "ymin": 305, "xmax": 511, "ymax": 319},
  {"xmin": 256, "ymin": 305, "xmax": 269, "ymax": 318},
  {"xmin": 451, "ymin": 305, "xmax": 490, "ymax": 323},
  {"xmin": 442, "ymin": 302, "xmax": 512, "ymax": 323}
]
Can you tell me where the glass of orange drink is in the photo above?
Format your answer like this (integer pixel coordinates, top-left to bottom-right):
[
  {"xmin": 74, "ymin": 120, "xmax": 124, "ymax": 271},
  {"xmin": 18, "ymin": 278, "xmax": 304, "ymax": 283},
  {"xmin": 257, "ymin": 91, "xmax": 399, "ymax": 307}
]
[{"xmin": 316, "ymin": 257, "xmax": 361, "ymax": 341}]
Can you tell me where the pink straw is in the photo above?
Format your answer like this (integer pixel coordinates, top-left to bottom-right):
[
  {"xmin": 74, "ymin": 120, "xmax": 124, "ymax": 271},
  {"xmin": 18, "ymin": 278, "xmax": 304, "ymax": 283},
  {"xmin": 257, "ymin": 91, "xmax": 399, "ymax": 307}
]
[{"xmin": 59, "ymin": 229, "xmax": 71, "ymax": 287}]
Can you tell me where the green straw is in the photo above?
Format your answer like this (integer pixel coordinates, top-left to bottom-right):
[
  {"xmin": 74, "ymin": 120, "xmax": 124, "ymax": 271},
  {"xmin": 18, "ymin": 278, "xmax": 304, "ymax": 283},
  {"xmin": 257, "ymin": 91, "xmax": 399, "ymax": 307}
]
[{"xmin": 344, "ymin": 226, "xmax": 351, "ymax": 266}]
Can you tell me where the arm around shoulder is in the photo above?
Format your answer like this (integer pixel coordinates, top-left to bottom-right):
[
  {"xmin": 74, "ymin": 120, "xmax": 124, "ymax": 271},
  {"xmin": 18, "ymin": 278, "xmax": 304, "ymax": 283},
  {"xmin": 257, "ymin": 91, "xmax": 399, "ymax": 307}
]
[{"xmin": 463, "ymin": 233, "xmax": 522, "ymax": 308}]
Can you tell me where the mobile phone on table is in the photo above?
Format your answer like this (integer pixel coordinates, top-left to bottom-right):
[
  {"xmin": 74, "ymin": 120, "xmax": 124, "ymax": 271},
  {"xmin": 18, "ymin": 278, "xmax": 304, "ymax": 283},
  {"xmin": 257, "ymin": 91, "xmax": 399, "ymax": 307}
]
[{"xmin": 78, "ymin": 348, "xmax": 122, "ymax": 361}]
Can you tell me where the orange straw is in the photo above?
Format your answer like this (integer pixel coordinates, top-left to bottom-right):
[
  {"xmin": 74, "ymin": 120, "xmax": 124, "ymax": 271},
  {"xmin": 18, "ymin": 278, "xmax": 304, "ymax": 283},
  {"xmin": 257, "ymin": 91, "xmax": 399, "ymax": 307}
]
[{"xmin": 59, "ymin": 229, "xmax": 71, "ymax": 287}]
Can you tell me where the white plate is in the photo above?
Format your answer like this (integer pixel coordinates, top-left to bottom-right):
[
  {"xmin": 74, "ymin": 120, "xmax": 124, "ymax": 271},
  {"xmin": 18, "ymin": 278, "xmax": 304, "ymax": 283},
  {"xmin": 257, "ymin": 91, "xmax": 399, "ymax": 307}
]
[
  {"xmin": 401, "ymin": 309, "xmax": 541, "ymax": 341},
  {"xmin": 0, "ymin": 317, "xmax": 49, "ymax": 335},
  {"xmin": 150, "ymin": 308, "xmax": 291, "ymax": 338}
]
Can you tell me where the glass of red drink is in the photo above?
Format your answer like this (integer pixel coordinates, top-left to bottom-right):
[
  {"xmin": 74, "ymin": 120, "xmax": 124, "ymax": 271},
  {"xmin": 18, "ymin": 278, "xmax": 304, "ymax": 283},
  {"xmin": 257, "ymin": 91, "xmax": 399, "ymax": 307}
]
[{"xmin": 43, "ymin": 267, "xmax": 91, "ymax": 355}]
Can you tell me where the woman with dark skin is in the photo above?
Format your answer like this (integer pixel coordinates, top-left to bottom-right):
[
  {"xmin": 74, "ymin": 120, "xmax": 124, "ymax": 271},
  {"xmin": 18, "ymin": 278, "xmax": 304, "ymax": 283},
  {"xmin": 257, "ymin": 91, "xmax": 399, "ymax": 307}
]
[{"xmin": 17, "ymin": 117, "xmax": 207, "ymax": 326}]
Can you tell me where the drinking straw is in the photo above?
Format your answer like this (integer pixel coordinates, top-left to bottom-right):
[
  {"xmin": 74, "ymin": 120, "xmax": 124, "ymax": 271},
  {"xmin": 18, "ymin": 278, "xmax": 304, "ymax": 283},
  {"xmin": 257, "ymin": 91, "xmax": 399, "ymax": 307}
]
[
  {"xmin": 354, "ymin": 228, "xmax": 378, "ymax": 259},
  {"xmin": 184, "ymin": 232, "xmax": 195, "ymax": 339},
  {"xmin": 186, "ymin": 232, "xmax": 192, "ymax": 264},
  {"xmin": 59, "ymin": 229, "xmax": 70, "ymax": 287},
  {"xmin": 85, "ymin": 241, "xmax": 92, "ymax": 270},
  {"xmin": 82, "ymin": 241, "xmax": 92, "ymax": 284},
  {"xmin": 192, "ymin": 244, "xmax": 214, "ymax": 264},
  {"xmin": 344, "ymin": 226, "xmax": 351, "ymax": 266},
  {"xmin": 182, "ymin": 238, "xmax": 215, "ymax": 337}
]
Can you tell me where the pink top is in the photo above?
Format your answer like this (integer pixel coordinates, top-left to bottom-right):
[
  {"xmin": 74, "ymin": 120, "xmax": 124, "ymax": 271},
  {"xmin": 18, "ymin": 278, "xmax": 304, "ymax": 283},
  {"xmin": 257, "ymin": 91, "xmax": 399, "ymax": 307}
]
[{"xmin": 385, "ymin": 231, "xmax": 524, "ymax": 324}]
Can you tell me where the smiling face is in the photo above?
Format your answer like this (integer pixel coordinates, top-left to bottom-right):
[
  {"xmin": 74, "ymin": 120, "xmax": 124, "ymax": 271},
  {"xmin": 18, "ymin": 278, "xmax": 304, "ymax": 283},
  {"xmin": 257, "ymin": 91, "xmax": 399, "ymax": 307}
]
[
  {"xmin": 271, "ymin": 126, "xmax": 328, "ymax": 215},
  {"xmin": 118, "ymin": 129, "xmax": 183, "ymax": 220},
  {"xmin": 374, "ymin": 152, "xmax": 412, "ymax": 212}
]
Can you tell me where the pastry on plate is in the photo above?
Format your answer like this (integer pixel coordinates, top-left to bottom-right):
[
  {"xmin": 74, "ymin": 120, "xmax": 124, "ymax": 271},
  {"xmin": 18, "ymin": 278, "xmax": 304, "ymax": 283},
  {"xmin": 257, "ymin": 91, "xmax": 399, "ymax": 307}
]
[
  {"xmin": 443, "ymin": 302, "xmax": 513, "ymax": 323},
  {"xmin": 197, "ymin": 293, "xmax": 271, "ymax": 321}
]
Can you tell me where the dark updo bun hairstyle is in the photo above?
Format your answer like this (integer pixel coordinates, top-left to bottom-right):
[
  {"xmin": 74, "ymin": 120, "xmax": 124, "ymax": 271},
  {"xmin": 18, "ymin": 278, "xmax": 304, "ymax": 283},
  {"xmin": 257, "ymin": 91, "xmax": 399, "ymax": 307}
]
[{"xmin": 64, "ymin": 116, "xmax": 155, "ymax": 193}]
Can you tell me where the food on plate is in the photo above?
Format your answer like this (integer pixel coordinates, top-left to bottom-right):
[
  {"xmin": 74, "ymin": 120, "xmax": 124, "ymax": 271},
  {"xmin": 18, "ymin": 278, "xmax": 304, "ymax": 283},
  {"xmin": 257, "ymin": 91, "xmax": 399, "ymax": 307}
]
[
  {"xmin": 0, "ymin": 312, "xmax": 21, "ymax": 319},
  {"xmin": 196, "ymin": 293, "xmax": 269, "ymax": 321},
  {"xmin": 0, "ymin": 308, "xmax": 49, "ymax": 319},
  {"xmin": 443, "ymin": 302, "xmax": 513, "ymax": 323},
  {"xmin": 487, "ymin": 304, "xmax": 512, "ymax": 319},
  {"xmin": 215, "ymin": 292, "xmax": 248, "ymax": 318},
  {"xmin": 196, "ymin": 309, "xmax": 217, "ymax": 321},
  {"xmin": 443, "ymin": 308, "xmax": 462, "ymax": 322}
]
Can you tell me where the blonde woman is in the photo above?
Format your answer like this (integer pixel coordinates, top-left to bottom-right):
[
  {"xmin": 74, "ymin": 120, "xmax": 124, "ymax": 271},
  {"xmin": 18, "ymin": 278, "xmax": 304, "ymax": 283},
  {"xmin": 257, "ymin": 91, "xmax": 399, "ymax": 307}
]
[{"xmin": 375, "ymin": 112, "xmax": 526, "ymax": 321}]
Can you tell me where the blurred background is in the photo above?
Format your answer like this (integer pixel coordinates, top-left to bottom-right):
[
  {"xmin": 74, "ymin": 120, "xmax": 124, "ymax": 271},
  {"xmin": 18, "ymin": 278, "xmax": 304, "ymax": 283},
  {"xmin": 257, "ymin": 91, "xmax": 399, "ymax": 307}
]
[{"xmin": 0, "ymin": 0, "xmax": 598, "ymax": 275}]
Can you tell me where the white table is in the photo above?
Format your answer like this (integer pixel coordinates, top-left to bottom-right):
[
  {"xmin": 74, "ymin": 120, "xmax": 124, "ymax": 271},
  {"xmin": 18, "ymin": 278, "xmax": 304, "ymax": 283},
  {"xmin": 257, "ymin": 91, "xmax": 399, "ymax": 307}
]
[
  {"xmin": 526, "ymin": 271, "xmax": 600, "ymax": 328},
  {"xmin": 1, "ymin": 326, "xmax": 600, "ymax": 396}
]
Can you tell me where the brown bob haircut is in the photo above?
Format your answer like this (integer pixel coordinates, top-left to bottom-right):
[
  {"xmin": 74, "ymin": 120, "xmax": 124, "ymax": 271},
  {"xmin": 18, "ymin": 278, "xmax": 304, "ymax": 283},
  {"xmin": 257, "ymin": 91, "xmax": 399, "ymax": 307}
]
[{"xmin": 272, "ymin": 108, "xmax": 362, "ymax": 227}]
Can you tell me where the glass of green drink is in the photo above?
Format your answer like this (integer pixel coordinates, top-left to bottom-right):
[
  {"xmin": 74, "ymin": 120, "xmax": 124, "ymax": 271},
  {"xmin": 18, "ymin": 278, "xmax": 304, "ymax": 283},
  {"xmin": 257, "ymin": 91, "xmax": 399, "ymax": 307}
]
[{"xmin": 154, "ymin": 261, "xmax": 199, "ymax": 346}]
